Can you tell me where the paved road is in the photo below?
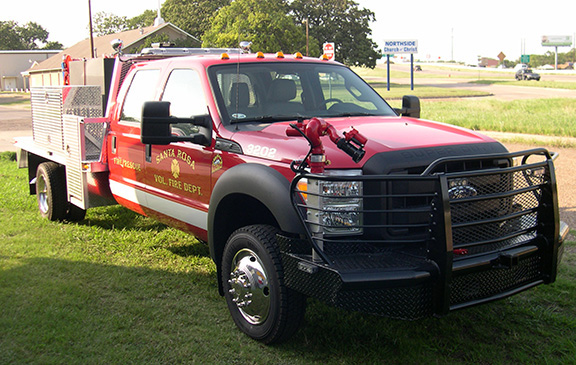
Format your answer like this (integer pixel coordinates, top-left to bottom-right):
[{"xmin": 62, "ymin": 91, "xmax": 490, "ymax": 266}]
[{"xmin": 0, "ymin": 105, "xmax": 32, "ymax": 152}]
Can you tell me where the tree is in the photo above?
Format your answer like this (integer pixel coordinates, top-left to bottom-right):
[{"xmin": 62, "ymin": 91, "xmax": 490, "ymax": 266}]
[
  {"xmin": 289, "ymin": 0, "xmax": 381, "ymax": 68},
  {"xmin": 202, "ymin": 0, "xmax": 314, "ymax": 54},
  {"xmin": 0, "ymin": 21, "xmax": 52, "ymax": 50},
  {"xmin": 18, "ymin": 22, "xmax": 49, "ymax": 49},
  {"xmin": 0, "ymin": 21, "xmax": 23, "ymax": 50},
  {"xmin": 92, "ymin": 12, "xmax": 130, "ymax": 36},
  {"xmin": 162, "ymin": 0, "xmax": 230, "ymax": 40},
  {"xmin": 127, "ymin": 9, "xmax": 157, "ymax": 29},
  {"xmin": 92, "ymin": 10, "xmax": 157, "ymax": 37},
  {"xmin": 42, "ymin": 41, "xmax": 64, "ymax": 50}
]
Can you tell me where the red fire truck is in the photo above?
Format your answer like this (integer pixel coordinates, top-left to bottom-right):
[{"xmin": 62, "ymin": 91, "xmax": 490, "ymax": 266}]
[{"xmin": 15, "ymin": 44, "xmax": 568, "ymax": 344}]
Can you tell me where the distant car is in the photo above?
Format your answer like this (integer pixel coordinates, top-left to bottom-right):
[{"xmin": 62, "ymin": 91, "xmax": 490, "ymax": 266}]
[{"xmin": 515, "ymin": 69, "xmax": 540, "ymax": 81}]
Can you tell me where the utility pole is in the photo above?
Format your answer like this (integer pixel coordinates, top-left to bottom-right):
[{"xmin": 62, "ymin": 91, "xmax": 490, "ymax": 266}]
[
  {"xmin": 451, "ymin": 28, "xmax": 454, "ymax": 62},
  {"xmin": 88, "ymin": 0, "xmax": 95, "ymax": 58},
  {"xmin": 302, "ymin": 19, "xmax": 309, "ymax": 56}
]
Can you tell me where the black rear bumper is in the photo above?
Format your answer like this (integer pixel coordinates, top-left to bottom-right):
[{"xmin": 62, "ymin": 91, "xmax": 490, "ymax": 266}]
[{"xmin": 283, "ymin": 149, "xmax": 568, "ymax": 319}]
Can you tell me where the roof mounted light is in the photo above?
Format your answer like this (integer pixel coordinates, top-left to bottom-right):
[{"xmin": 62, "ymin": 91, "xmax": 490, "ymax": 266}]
[
  {"xmin": 276, "ymin": 51, "xmax": 285, "ymax": 59},
  {"xmin": 152, "ymin": 42, "xmax": 175, "ymax": 48},
  {"xmin": 294, "ymin": 52, "xmax": 303, "ymax": 59},
  {"xmin": 256, "ymin": 51, "xmax": 265, "ymax": 59},
  {"xmin": 221, "ymin": 53, "xmax": 230, "ymax": 60},
  {"xmin": 320, "ymin": 54, "xmax": 330, "ymax": 61},
  {"xmin": 240, "ymin": 41, "xmax": 252, "ymax": 54}
]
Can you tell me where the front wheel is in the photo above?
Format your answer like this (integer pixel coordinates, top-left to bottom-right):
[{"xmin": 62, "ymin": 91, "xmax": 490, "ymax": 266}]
[{"xmin": 222, "ymin": 225, "xmax": 306, "ymax": 344}]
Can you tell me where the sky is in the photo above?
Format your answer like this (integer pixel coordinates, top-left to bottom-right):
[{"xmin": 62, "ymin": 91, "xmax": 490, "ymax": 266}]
[{"xmin": 3, "ymin": 0, "xmax": 575, "ymax": 64}]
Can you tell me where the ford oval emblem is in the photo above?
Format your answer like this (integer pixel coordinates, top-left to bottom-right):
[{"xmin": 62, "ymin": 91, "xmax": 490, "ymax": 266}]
[{"xmin": 448, "ymin": 185, "xmax": 478, "ymax": 200}]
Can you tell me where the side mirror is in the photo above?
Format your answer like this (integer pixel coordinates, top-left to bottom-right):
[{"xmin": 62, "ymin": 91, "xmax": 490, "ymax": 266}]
[
  {"xmin": 141, "ymin": 101, "xmax": 212, "ymax": 146},
  {"xmin": 394, "ymin": 95, "xmax": 421, "ymax": 118}
]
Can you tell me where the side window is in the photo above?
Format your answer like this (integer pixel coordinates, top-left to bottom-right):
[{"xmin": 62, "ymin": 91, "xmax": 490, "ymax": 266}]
[
  {"xmin": 162, "ymin": 69, "xmax": 207, "ymax": 117},
  {"xmin": 120, "ymin": 69, "xmax": 160, "ymax": 123}
]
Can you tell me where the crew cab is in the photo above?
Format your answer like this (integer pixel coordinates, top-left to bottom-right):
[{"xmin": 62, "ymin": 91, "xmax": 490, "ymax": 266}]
[{"xmin": 15, "ymin": 46, "xmax": 568, "ymax": 344}]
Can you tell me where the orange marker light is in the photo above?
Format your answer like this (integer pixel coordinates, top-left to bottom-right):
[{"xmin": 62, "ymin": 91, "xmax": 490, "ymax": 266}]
[
  {"xmin": 294, "ymin": 52, "xmax": 303, "ymax": 59},
  {"xmin": 276, "ymin": 51, "xmax": 285, "ymax": 59},
  {"xmin": 297, "ymin": 179, "xmax": 308, "ymax": 200},
  {"xmin": 256, "ymin": 52, "xmax": 265, "ymax": 59},
  {"xmin": 221, "ymin": 53, "xmax": 230, "ymax": 60}
]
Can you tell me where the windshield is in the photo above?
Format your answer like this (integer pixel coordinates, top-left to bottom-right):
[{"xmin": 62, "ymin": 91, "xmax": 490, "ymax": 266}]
[{"xmin": 208, "ymin": 62, "xmax": 396, "ymax": 125}]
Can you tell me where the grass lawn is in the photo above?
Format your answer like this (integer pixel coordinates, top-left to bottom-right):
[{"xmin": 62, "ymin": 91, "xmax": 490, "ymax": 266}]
[
  {"xmin": 2, "ymin": 68, "xmax": 576, "ymax": 362},
  {"xmin": 1, "ymin": 150, "xmax": 575, "ymax": 363},
  {"xmin": 372, "ymin": 83, "xmax": 490, "ymax": 100},
  {"xmin": 0, "ymin": 91, "xmax": 30, "ymax": 107},
  {"xmin": 421, "ymin": 98, "xmax": 576, "ymax": 137},
  {"xmin": 471, "ymin": 79, "xmax": 576, "ymax": 90}
]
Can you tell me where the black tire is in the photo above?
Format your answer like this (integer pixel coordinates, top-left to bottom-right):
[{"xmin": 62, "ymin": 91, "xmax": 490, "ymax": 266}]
[
  {"xmin": 36, "ymin": 162, "xmax": 68, "ymax": 221},
  {"xmin": 222, "ymin": 224, "xmax": 306, "ymax": 344}
]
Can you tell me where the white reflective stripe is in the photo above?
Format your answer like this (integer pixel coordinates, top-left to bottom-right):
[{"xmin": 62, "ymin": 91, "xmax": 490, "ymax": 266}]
[
  {"xmin": 110, "ymin": 178, "xmax": 148, "ymax": 206},
  {"xmin": 109, "ymin": 179, "xmax": 208, "ymax": 230}
]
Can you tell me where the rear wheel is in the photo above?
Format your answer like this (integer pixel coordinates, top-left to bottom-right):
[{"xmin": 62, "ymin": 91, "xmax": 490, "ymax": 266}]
[
  {"xmin": 36, "ymin": 162, "xmax": 86, "ymax": 222},
  {"xmin": 222, "ymin": 224, "xmax": 306, "ymax": 344},
  {"xmin": 36, "ymin": 162, "xmax": 68, "ymax": 221}
]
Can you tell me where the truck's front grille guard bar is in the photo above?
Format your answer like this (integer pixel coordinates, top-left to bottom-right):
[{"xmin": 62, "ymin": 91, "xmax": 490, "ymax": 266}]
[
  {"xmin": 290, "ymin": 148, "xmax": 557, "ymax": 266},
  {"xmin": 291, "ymin": 174, "xmax": 440, "ymax": 265}
]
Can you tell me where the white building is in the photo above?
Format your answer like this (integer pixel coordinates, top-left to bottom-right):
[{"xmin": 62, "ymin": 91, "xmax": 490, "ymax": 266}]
[{"xmin": 0, "ymin": 50, "xmax": 60, "ymax": 91}]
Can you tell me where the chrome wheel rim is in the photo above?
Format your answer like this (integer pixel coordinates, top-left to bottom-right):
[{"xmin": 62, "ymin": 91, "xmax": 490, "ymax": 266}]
[
  {"xmin": 228, "ymin": 248, "xmax": 271, "ymax": 325},
  {"xmin": 37, "ymin": 174, "xmax": 49, "ymax": 214}
]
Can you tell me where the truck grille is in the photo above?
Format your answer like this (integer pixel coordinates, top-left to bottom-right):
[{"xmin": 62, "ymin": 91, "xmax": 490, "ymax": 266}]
[
  {"xmin": 447, "ymin": 162, "xmax": 549, "ymax": 258},
  {"xmin": 291, "ymin": 149, "xmax": 555, "ymax": 262}
]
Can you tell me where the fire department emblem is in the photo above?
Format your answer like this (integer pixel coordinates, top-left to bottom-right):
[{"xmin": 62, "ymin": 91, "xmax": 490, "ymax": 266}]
[
  {"xmin": 212, "ymin": 155, "xmax": 223, "ymax": 173},
  {"xmin": 171, "ymin": 159, "xmax": 180, "ymax": 179}
]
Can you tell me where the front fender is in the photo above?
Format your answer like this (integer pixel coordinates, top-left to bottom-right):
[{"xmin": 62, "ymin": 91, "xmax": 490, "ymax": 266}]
[{"xmin": 208, "ymin": 163, "xmax": 305, "ymax": 263}]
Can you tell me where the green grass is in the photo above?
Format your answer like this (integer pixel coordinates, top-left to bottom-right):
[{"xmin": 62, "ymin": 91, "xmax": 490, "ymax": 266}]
[
  {"xmin": 418, "ymin": 98, "xmax": 576, "ymax": 137},
  {"xmin": 0, "ymin": 91, "xmax": 30, "ymax": 106},
  {"xmin": 0, "ymin": 152, "xmax": 575, "ymax": 363},
  {"xmin": 355, "ymin": 65, "xmax": 511, "ymax": 81},
  {"xmin": 373, "ymin": 83, "xmax": 490, "ymax": 99},
  {"xmin": 471, "ymin": 79, "xmax": 576, "ymax": 90}
]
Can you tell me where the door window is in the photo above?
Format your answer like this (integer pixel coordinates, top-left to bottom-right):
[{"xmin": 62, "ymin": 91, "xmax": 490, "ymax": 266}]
[
  {"xmin": 120, "ymin": 69, "xmax": 160, "ymax": 123},
  {"xmin": 162, "ymin": 69, "xmax": 207, "ymax": 117}
]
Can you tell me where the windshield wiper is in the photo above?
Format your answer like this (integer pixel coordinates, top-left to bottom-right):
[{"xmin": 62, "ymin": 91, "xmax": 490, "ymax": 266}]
[
  {"xmin": 330, "ymin": 112, "xmax": 379, "ymax": 117},
  {"xmin": 230, "ymin": 115, "xmax": 306, "ymax": 124}
]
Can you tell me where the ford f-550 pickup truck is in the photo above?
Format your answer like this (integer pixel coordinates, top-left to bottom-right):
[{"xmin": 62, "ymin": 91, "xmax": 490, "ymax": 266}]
[{"xmin": 15, "ymin": 45, "xmax": 568, "ymax": 344}]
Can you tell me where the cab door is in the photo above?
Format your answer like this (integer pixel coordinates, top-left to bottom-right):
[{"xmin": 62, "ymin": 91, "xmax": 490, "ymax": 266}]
[
  {"xmin": 143, "ymin": 68, "xmax": 213, "ymax": 239},
  {"xmin": 108, "ymin": 68, "xmax": 160, "ymax": 215}
]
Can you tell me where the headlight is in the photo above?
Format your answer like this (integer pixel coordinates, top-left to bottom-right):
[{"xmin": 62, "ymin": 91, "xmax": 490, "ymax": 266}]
[{"xmin": 304, "ymin": 171, "xmax": 363, "ymax": 236}]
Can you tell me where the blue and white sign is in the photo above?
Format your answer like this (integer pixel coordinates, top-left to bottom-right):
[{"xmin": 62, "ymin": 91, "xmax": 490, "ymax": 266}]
[{"xmin": 383, "ymin": 40, "xmax": 418, "ymax": 54}]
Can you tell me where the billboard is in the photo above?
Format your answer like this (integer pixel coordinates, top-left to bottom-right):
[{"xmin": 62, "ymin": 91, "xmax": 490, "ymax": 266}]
[{"xmin": 541, "ymin": 35, "xmax": 572, "ymax": 47}]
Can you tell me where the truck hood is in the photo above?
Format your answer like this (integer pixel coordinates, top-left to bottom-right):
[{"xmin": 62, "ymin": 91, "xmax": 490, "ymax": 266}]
[{"xmin": 231, "ymin": 116, "xmax": 501, "ymax": 168}]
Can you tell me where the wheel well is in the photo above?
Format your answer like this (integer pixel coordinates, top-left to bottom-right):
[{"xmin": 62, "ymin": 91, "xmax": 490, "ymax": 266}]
[
  {"xmin": 211, "ymin": 193, "xmax": 280, "ymax": 295},
  {"xmin": 26, "ymin": 153, "xmax": 59, "ymax": 195}
]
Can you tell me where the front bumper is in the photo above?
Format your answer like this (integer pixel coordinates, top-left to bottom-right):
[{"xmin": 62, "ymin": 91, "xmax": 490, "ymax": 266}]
[{"xmin": 283, "ymin": 149, "xmax": 567, "ymax": 319}]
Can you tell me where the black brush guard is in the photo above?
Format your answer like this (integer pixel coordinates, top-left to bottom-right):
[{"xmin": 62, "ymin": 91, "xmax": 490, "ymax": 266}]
[{"xmin": 280, "ymin": 148, "xmax": 567, "ymax": 319}]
